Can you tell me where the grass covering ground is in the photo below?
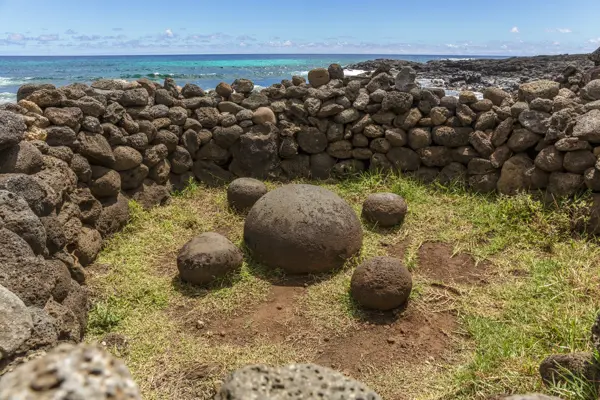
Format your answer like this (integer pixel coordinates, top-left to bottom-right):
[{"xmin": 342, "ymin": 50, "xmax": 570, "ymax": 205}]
[{"xmin": 86, "ymin": 173, "xmax": 600, "ymax": 400}]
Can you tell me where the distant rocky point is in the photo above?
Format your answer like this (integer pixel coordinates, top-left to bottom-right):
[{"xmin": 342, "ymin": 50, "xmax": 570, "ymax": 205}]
[{"xmin": 347, "ymin": 52, "xmax": 596, "ymax": 92}]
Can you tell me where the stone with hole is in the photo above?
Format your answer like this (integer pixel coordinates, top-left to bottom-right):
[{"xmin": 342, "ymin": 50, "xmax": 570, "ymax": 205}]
[
  {"xmin": 362, "ymin": 193, "xmax": 408, "ymax": 227},
  {"xmin": 350, "ymin": 256, "xmax": 413, "ymax": 310},
  {"xmin": 227, "ymin": 178, "xmax": 268, "ymax": 212},
  {"xmin": 244, "ymin": 184, "xmax": 362, "ymax": 274},
  {"xmin": 177, "ymin": 232, "xmax": 243, "ymax": 285}
]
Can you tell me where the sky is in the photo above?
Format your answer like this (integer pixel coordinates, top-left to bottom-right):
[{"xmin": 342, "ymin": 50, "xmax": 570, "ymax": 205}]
[{"xmin": 0, "ymin": 0, "xmax": 599, "ymax": 56}]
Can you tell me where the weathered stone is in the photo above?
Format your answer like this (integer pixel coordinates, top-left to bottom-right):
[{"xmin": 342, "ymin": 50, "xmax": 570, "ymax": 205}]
[
  {"xmin": 507, "ymin": 128, "xmax": 541, "ymax": 152},
  {"xmin": 563, "ymin": 150, "xmax": 595, "ymax": 173},
  {"xmin": 0, "ymin": 343, "xmax": 141, "ymax": 399},
  {"xmin": 95, "ymin": 193, "xmax": 130, "ymax": 238},
  {"xmin": 91, "ymin": 166, "xmax": 121, "ymax": 198},
  {"xmin": 307, "ymin": 68, "xmax": 330, "ymax": 87},
  {"xmin": 387, "ymin": 147, "xmax": 420, "ymax": 171},
  {"xmin": 0, "ymin": 141, "xmax": 43, "ymax": 175},
  {"xmin": 362, "ymin": 193, "xmax": 407, "ymax": 227},
  {"xmin": 215, "ymin": 364, "xmax": 381, "ymax": 400},
  {"xmin": 297, "ymin": 127, "xmax": 327, "ymax": 154},
  {"xmin": 497, "ymin": 154, "xmax": 534, "ymax": 195},
  {"xmin": 547, "ymin": 172, "xmax": 584, "ymax": 198},
  {"xmin": 0, "ymin": 283, "xmax": 33, "ymax": 359},
  {"xmin": 0, "ymin": 110, "xmax": 26, "ymax": 151},
  {"xmin": 432, "ymin": 126, "xmax": 470, "ymax": 147},
  {"xmin": 244, "ymin": 184, "xmax": 362, "ymax": 274},
  {"xmin": 0, "ymin": 190, "xmax": 46, "ymax": 255},
  {"xmin": 77, "ymin": 131, "xmax": 115, "ymax": 167},
  {"xmin": 519, "ymin": 80, "xmax": 560, "ymax": 102},
  {"xmin": 573, "ymin": 110, "xmax": 600, "ymax": 143}
]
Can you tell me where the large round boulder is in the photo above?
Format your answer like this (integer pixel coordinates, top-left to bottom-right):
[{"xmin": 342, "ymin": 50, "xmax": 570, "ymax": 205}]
[
  {"xmin": 0, "ymin": 284, "xmax": 33, "ymax": 359},
  {"xmin": 244, "ymin": 184, "xmax": 363, "ymax": 274},
  {"xmin": 350, "ymin": 256, "xmax": 412, "ymax": 310},
  {"xmin": 227, "ymin": 178, "xmax": 268, "ymax": 212},
  {"xmin": 177, "ymin": 232, "xmax": 243, "ymax": 285},
  {"xmin": 214, "ymin": 363, "xmax": 381, "ymax": 400},
  {"xmin": 362, "ymin": 193, "xmax": 408, "ymax": 227}
]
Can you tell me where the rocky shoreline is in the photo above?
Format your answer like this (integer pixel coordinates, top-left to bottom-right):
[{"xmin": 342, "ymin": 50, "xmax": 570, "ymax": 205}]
[{"xmin": 347, "ymin": 53, "xmax": 597, "ymax": 93}]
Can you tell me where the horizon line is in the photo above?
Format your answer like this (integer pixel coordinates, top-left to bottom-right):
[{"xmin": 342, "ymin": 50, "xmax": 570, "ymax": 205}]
[{"xmin": 0, "ymin": 52, "xmax": 580, "ymax": 58}]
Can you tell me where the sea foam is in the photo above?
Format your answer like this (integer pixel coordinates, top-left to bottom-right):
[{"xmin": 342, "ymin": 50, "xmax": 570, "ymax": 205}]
[{"xmin": 0, "ymin": 92, "xmax": 17, "ymax": 104}]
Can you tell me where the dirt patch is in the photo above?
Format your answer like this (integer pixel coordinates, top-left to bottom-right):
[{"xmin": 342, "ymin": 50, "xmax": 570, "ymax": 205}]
[
  {"xmin": 393, "ymin": 242, "xmax": 490, "ymax": 285},
  {"xmin": 314, "ymin": 306, "xmax": 457, "ymax": 375},
  {"xmin": 189, "ymin": 281, "xmax": 457, "ymax": 377}
]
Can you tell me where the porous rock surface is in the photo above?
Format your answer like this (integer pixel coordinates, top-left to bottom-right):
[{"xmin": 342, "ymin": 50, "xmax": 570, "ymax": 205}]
[
  {"xmin": 362, "ymin": 192, "xmax": 408, "ymax": 227},
  {"xmin": 214, "ymin": 363, "xmax": 381, "ymax": 400},
  {"xmin": 244, "ymin": 184, "xmax": 363, "ymax": 274},
  {"xmin": 177, "ymin": 232, "xmax": 243, "ymax": 285},
  {"xmin": 0, "ymin": 343, "xmax": 141, "ymax": 399},
  {"xmin": 350, "ymin": 256, "xmax": 413, "ymax": 310},
  {"xmin": 227, "ymin": 177, "xmax": 268, "ymax": 211},
  {"xmin": 0, "ymin": 284, "xmax": 33, "ymax": 359}
]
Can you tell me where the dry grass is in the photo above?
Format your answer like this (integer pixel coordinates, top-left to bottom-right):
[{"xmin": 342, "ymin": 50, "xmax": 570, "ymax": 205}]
[{"xmin": 86, "ymin": 174, "xmax": 600, "ymax": 400}]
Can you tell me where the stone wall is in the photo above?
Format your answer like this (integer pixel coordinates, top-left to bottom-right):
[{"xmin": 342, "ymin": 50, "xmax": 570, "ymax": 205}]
[{"xmin": 2, "ymin": 63, "xmax": 600, "ymax": 365}]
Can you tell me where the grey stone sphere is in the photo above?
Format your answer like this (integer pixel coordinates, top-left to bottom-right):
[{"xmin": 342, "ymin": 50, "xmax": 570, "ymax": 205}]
[
  {"xmin": 227, "ymin": 178, "xmax": 268, "ymax": 212},
  {"xmin": 244, "ymin": 184, "xmax": 363, "ymax": 274},
  {"xmin": 362, "ymin": 193, "xmax": 408, "ymax": 227},
  {"xmin": 350, "ymin": 256, "xmax": 412, "ymax": 310},
  {"xmin": 177, "ymin": 232, "xmax": 243, "ymax": 285}
]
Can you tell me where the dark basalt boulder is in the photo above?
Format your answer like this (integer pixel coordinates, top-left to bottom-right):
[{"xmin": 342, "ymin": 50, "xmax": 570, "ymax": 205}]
[
  {"xmin": 350, "ymin": 256, "xmax": 413, "ymax": 310},
  {"xmin": 227, "ymin": 178, "xmax": 268, "ymax": 212},
  {"xmin": 362, "ymin": 193, "xmax": 408, "ymax": 227},
  {"xmin": 244, "ymin": 184, "xmax": 363, "ymax": 274},
  {"xmin": 177, "ymin": 232, "xmax": 243, "ymax": 285}
]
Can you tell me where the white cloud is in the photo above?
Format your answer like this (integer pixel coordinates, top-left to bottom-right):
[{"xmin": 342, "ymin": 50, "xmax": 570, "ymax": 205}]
[
  {"xmin": 553, "ymin": 41, "xmax": 560, "ymax": 45},
  {"xmin": 501, "ymin": 44, "xmax": 508, "ymax": 49},
  {"xmin": 557, "ymin": 28, "xmax": 572, "ymax": 33},
  {"xmin": 165, "ymin": 29, "xmax": 173, "ymax": 38},
  {"xmin": 589, "ymin": 38, "xmax": 600, "ymax": 44},
  {"xmin": 510, "ymin": 27, "xmax": 519, "ymax": 33},
  {"xmin": 282, "ymin": 40, "xmax": 292, "ymax": 46},
  {"xmin": 446, "ymin": 44, "xmax": 459, "ymax": 48},
  {"xmin": 8, "ymin": 33, "xmax": 25, "ymax": 41}
]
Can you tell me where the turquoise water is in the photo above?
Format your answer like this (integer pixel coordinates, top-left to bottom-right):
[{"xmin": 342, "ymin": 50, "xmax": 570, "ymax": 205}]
[{"xmin": 0, "ymin": 54, "xmax": 504, "ymax": 103}]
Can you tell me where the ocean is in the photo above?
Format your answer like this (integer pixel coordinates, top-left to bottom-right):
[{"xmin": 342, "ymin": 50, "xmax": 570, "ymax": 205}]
[{"xmin": 0, "ymin": 54, "xmax": 504, "ymax": 103}]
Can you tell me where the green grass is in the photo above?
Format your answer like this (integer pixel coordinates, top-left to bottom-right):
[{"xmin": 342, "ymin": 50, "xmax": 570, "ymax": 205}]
[{"xmin": 85, "ymin": 172, "xmax": 600, "ymax": 400}]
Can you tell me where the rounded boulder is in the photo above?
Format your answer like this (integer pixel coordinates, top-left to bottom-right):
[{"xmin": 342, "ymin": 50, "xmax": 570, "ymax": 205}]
[
  {"xmin": 177, "ymin": 232, "xmax": 243, "ymax": 285},
  {"xmin": 227, "ymin": 178, "xmax": 268, "ymax": 212},
  {"xmin": 351, "ymin": 256, "xmax": 412, "ymax": 310},
  {"xmin": 362, "ymin": 193, "xmax": 408, "ymax": 227},
  {"xmin": 244, "ymin": 184, "xmax": 363, "ymax": 274}
]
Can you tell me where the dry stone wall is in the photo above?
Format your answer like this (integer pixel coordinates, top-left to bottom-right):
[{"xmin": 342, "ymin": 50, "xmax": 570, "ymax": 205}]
[{"xmin": 2, "ymin": 63, "xmax": 600, "ymax": 366}]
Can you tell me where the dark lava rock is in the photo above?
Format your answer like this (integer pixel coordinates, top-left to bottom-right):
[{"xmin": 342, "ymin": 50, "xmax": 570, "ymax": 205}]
[
  {"xmin": 177, "ymin": 232, "xmax": 243, "ymax": 285},
  {"xmin": 227, "ymin": 178, "xmax": 268, "ymax": 212},
  {"xmin": 244, "ymin": 184, "xmax": 363, "ymax": 274},
  {"xmin": 362, "ymin": 193, "xmax": 408, "ymax": 227},
  {"xmin": 350, "ymin": 256, "xmax": 412, "ymax": 311}
]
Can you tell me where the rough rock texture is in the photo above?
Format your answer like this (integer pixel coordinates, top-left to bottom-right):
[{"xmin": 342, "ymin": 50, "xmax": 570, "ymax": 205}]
[
  {"xmin": 227, "ymin": 178, "xmax": 268, "ymax": 212},
  {"xmin": 0, "ymin": 284, "xmax": 33, "ymax": 359},
  {"xmin": 177, "ymin": 232, "xmax": 243, "ymax": 285},
  {"xmin": 539, "ymin": 352, "xmax": 598, "ymax": 385},
  {"xmin": 244, "ymin": 184, "xmax": 363, "ymax": 274},
  {"xmin": 214, "ymin": 363, "xmax": 381, "ymax": 400},
  {"xmin": 0, "ymin": 343, "xmax": 141, "ymax": 399},
  {"xmin": 350, "ymin": 256, "xmax": 413, "ymax": 310},
  {"xmin": 361, "ymin": 193, "xmax": 408, "ymax": 227}
]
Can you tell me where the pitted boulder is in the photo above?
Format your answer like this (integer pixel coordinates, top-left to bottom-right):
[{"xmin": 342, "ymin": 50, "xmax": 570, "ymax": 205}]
[
  {"xmin": 350, "ymin": 256, "xmax": 412, "ymax": 310},
  {"xmin": 177, "ymin": 232, "xmax": 243, "ymax": 285},
  {"xmin": 0, "ymin": 343, "xmax": 141, "ymax": 399},
  {"xmin": 0, "ymin": 190, "xmax": 47, "ymax": 255},
  {"xmin": 215, "ymin": 363, "xmax": 381, "ymax": 400},
  {"xmin": 307, "ymin": 68, "xmax": 330, "ymax": 87},
  {"xmin": 244, "ymin": 184, "xmax": 363, "ymax": 274},
  {"xmin": 0, "ymin": 110, "xmax": 26, "ymax": 151},
  {"xmin": 362, "ymin": 193, "xmax": 408, "ymax": 227},
  {"xmin": 227, "ymin": 178, "xmax": 268, "ymax": 212}
]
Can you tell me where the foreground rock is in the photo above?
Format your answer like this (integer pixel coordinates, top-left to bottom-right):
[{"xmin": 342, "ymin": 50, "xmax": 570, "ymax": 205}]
[
  {"xmin": 0, "ymin": 284, "xmax": 33, "ymax": 359},
  {"xmin": 214, "ymin": 363, "xmax": 381, "ymax": 400},
  {"xmin": 177, "ymin": 232, "xmax": 243, "ymax": 285},
  {"xmin": 362, "ymin": 193, "xmax": 408, "ymax": 227},
  {"xmin": 227, "ymin": 178, "xmax": 268, "ymax": 212},
  {"xmin": 244, "ymin": 184, "xmax": 363, "ymax": 274},
  {"xmin": 350, "ymin": 257, "xmax": 412, "ymax": 310},
  {"xmin": 0, "ymin": 343, "xmax": 141, "ymax": 399}
]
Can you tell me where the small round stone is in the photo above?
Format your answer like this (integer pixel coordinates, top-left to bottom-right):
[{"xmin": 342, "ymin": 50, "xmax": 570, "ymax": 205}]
[
  {"xmin": 227, "ymin": 178, "xmax": 268, "ymax": 212},
  {"xmin": 177, "ymin": 232, "xmax": 243, "ymax": 285},
  {"xmin": 350, "ymin": 256, "xmax": 413, "ymax": 310},
  {"xmin": 362, "ymin": 193, "xmax": 408, "ymax": 227}
]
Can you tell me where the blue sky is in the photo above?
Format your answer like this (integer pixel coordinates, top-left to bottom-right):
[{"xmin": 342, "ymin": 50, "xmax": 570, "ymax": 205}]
[{"xmin": 0, "ymin": 0, "xmax": 599, "ymax": 56}]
